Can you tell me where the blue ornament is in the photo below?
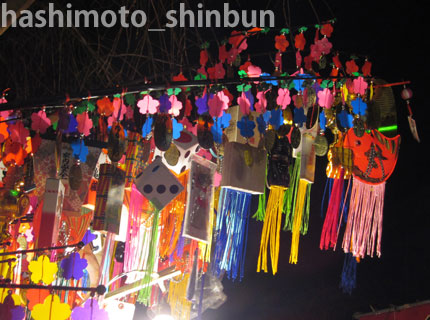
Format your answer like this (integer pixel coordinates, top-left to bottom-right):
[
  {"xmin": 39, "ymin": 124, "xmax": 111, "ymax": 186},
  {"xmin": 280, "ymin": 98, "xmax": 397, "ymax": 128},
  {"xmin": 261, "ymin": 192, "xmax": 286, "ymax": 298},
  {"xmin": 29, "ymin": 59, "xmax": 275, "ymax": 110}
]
[
  {"xmin": 261, "ymin": 72, "xmax": 278, "ymax": 86},
  {"xmin": 237, "ymin": 116, "xmax": 256, "ymax": 138},
  {"xmin": 245, "ymin": 90, "xmax": 255, "ymax": 111},
  {"xmin": 269, "ymin": 109, "xmax": 283, "ymax": 130},
  {"xmin": 71, "ymin": 139, "xmax": 89, "ymax": 162},
  {"xmin": 319, "ymin": 111, "xmax": 326, "ymax": 131},
  {"xmin": 293, "ymin": 108, "xmax": 307, "ymax": 126},
  {"xmin": 172, "ymin": 118, "xmax": 183, "ymax": 140},
  {"xmin": 351, "ymin": 97, "xmax": 367, "ymax": 116},
  {"xmin": 142, "ymin": 116, "xmax": 153, "ymax": 137}
]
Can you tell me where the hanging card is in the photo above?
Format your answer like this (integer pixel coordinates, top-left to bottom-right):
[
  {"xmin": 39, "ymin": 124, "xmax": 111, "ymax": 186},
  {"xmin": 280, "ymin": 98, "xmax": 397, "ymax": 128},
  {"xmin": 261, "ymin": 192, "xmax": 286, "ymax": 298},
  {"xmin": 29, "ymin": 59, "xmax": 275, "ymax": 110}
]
[
  {"xmin": 221, "ymin": 142, "xmax": 267, "ymax": 194},
  {"xmin": 183, "ymin": 155, "xmax": 216, "ymax": 243},
  {"xmin": 105, "ymin": 166, "xmax": 126, "ymax": 234}
]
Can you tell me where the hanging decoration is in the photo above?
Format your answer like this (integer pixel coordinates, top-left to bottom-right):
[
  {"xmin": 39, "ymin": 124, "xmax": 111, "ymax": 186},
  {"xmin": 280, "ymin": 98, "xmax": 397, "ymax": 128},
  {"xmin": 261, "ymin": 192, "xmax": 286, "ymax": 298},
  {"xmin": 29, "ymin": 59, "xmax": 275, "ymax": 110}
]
[{"xmin": 0, "ymin": 19, "xmax": 411, "ymax": 320}]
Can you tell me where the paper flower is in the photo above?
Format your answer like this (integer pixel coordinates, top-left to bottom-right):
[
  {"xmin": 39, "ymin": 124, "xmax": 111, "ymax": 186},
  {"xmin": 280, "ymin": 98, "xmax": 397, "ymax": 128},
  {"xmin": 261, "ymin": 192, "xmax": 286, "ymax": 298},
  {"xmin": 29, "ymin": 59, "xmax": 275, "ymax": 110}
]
[
  {"xmin": 338, "ymin": 109, "xmax": 354, "ymax": 129},
  {"xmin": 317, "ymin": 88, "xmax": 334, "ymax": 108},
  {"xmin": 351, "ymin": 97, "xmax": 367, "ymax": 116},
  {"xmin": 211, "ymin": 112, "xmax": 232, "ymax": 144},
  {"xmin": 32, "ymin": 295, "xmax": 71, "ymax": 320},
  {"xmin": 345, "ymin": 59, "xmax": 359, "ymax": 75},
  {"xmin": 0, "ymin": 293, "xmax": 25, "ymax": 320},
  {"xmin": 229, "ymin": 30, "xmax": 247, "ymax": 52},
  {"xmin": 269, "ymin": 109, "xmax": 283, "ymax": 130},
  {"xmin": 321, "ymin": 23, "xmax": 334, "ymax": 37},
  {"xmin": 296, "ymin": 50, "xmax": 302, "ymax": 67},
  {"xmin": 294, "ymin": 107, "xmax": 307, "ymax": 125},
  {"xmin": 352, "ymin": 76, "xmax": 368, "ymax": 95},
  {"xmin": 208, "ymin": 91, "xmax": 229, "ymax": 118},
  {"xmin": 168, "ymin": 95, "xmax": 183, "ymax": 117},
  {"xmin": 158, "ymin": 94, "xmax": 171, "ymax": 113},
  {"xmin": 179, "ymin": 117, "xmax": 197, "ymax": 136},
  {"xmin": 362, "ymin": 60, "xmax": 372, "ymax": 77},
  {"xmin": 60, "ymin": 252, "xmax": 88, "ymax": 280},
  {"xmin": 71, "ymin": 299, "xmax": 108, "ymax": 320},
  {"xmin": 276, "ymin": 88, "xmax": 291, "ymax": 109},
  {"xmin": 76, "ymin": 112, "xmax": 93, "ymax": 136},
  {"xmin": 257, "ymin": 113, "xmax": 270, "ymax": 134},
  {"xmin": 137, "ymin": 95, "xmax": 159, "ymax": 115},
  {"xmin": 316, "ymin": 37, "xmax": 333, "ymax": 55},
  {"xmin": 275, "ymin": 34, "xmax": 289, "ymax": 52},
  {"xmin": 65, "ymin": 114, "xmax": 78, "ymax": 134},
  {"xmin": 208, "ymin": 62, "xmax": 226, "ymax": 80},
  {"xmin": 71, "ymin": 139, "xmax": 89, "ymax": 162},
  {"xmin": 0, "ymin": 117, "xmax": 9, "ymax": 143},
  {"xmin": 196, "ymin": 94, "xmax": 209, "ymax": 115},
  {"xmin": 28, "ymin": 255, "xmax": 58, "ymax": 284},
  {"xmin": 254, "ymin": 91, "xmax": 268, "ymax": 113},
  {"xmin": 237, "ymin": 116, "xmax": 256, "ymax": 138},
  {"xmin": 141, "ymin": 116, "xmax": 153, "ymax": 137},
  {"xmin": 112, "ymin": 97, "xmax": 127, "ymax": 121},
  {"xmin": 81, "ymin": 229, "xmax": 97, "ymax": 245},
  {"xmin": 97, "ymin": 97, "xmax": 114, "ymax": 116},
  {"xmin": 200, "ymin": 49, "xmax": 208, "ymax": 66},
  {"xmin": 31, "ymin": 110, "xmax": 51, "ymax": 134},
  {"xmin": 8, "ymin": 121, "xmax": 30, "ymax": 145},
  {"xmin": 218, "ymin": 44, "xmax": 228, "ymax": 63},
  {"xmin": 295, "ymin": 32, "xmax": 306, "ymax": 51},
  {"xmin": 245, "ymin": 90, "xmax": 255, "ymax": 110},
  {"xmin": 238, "ymin": 91, "xmax": 251, "ymax": 115},
  {"xmin": 25, "ymin": 227, "xmax": 34, "ymax": 242},
  {"xmin": 172, "ymin": 118, "xmax": 183, "ymax": 140}
]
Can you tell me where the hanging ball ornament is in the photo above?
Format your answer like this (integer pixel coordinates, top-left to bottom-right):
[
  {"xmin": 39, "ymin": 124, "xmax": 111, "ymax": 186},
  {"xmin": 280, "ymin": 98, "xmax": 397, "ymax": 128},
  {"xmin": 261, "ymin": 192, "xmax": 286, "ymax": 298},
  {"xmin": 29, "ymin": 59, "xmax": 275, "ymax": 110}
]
[{"xmin": 401, "ymin": 87, "xmax": 413, "ymax": 101}]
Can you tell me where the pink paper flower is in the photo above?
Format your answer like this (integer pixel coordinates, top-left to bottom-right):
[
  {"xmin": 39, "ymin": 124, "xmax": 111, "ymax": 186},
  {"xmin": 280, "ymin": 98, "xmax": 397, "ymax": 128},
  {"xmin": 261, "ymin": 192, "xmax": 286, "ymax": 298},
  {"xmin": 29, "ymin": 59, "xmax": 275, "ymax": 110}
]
[
  {"xmin": 208, "ymin": 91, "xmax": 230, "ymax": 118},
  {"xmin": 254, "ymin": 91, "xmax": 268, "ymax": 113},
  {"xmin": 238, "ymin": 91, "xmax": 251, "ymax": 115},
  {"xmin": 168, "ymin": 95, "xmax": 183, "ymax": 117},
  {"xmin": 137, "ymin": 95, "xmax": 159, "ymax": 115},
  {"xmin": 276, "ymin": 88, "xmax": 291, "ymax": 109},
  {"xmin": 76, "ymin": 112, "xmax": 93, "ymax": 136},
  {"xmin": 353, "ymin": 76, "xmax": 368, "ymax": 95},
  {"xmin": 31, "ymin": 110, "xmax": 51, "ymax": 134},
  {"xmin": 317, "ymin": 88, "xmax": 334, "ymax": 108}
]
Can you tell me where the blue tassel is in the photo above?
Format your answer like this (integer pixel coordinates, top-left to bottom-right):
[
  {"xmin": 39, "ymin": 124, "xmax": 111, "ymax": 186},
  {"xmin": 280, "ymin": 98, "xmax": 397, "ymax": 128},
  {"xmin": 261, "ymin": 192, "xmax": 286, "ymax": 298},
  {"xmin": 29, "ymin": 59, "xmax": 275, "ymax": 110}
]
[
  {"xmin": 320, "ymin": 178, "xmax": 333, "ymax": 218},
  {"xmin": 212, "ymin": 188, "xmax": 252, "ymax": 281},
  {"xmin": 340, "ymin": 253, "xmax": 357, "ymax": 294}
]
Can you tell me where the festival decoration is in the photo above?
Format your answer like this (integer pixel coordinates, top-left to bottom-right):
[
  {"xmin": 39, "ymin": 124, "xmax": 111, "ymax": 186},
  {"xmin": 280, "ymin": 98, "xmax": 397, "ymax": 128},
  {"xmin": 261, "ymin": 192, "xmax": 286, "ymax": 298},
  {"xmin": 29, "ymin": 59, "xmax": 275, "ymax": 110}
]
[{"xmin": 0, "ymin": 19, "xmax": 413, "ymax": 319}]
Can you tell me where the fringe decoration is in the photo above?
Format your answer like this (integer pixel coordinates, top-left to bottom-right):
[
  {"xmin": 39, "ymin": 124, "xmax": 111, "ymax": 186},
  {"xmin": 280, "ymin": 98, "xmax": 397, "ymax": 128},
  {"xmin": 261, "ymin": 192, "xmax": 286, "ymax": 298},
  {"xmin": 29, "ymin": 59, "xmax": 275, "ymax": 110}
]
[
  {"xmin": 212, "ymin": 188, "xmax": 252, "ymax": 281},
  {"xmin": 257, "ymin": 185, "xmax": 286, "ymax": 275},
  {"xmin": 340, "ymin": 253, "xmax": 357, "ymax": 295},
  {"xmin": 289, "ymin": 179, "xmax": 310, "ymax": 264},
  {"xmin": 283, "ymin": 156, "xmax": 301, "ymax": 231},
  {"xmin": 320, "ymin": 172, "xmax": 345, "ymax": 250},
  {"xmin": 159, "ymin": 171, "xmax": 189, "ymax": 259},
  {"xmin": 253, "ymin": 161, "xmax": 268, "ymax": 222},
  {"xmin": 342, "ymin": 179, "xmax": 385, "ymax": 258},
  {"xmin": 168, "ymin": 274, "xmax": 192, "ymax": 320},
  {"xmin": 320, "ymin": 178, "xmax": 334, "ymax": 218},
  {"xmin": 137, "ymin": 209, "xmax": 161, "ymax": 305}
]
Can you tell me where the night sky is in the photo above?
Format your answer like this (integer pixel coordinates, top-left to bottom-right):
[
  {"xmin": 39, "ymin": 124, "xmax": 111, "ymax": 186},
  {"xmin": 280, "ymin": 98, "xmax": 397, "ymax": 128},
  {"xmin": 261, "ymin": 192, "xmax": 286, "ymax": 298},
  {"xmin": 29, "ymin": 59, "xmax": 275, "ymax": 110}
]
[{"xmin": 201, "ymin": 1, "xmax": 429, "ymax": 320}]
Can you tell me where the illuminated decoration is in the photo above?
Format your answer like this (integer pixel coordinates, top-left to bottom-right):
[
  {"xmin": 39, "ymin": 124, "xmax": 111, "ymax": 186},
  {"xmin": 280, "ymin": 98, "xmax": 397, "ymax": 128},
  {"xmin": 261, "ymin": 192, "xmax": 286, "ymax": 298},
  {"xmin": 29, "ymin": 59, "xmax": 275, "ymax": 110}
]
[{"xmin": 0, "ymin": 17, "xmax": 412, "ymax": 320}]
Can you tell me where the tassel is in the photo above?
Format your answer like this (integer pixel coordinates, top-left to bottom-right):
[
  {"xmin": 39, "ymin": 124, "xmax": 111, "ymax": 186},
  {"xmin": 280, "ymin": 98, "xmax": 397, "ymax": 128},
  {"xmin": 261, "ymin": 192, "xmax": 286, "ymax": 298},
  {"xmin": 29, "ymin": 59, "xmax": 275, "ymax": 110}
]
[
  {"xmin": 257, "ymin": 185, "xmax": 286, "ymax": 275},
  {"xmin": 342, "ymin": 179, "xmax": 385, "ymax": 258},
  {"xmin": 289, "ymin": 179, "xmax": 309, "ymax": 264},
  {"xmin": 320, "ymin": 171, "xmax": 345, "ymax": 250},
  {"xmin": 283, "ymin": 156, "xmax": 301, "ymax": 231},
  {"xmin": 340, "ymin": 253, "xmax": 358, "ymax": 294},
  {"xmin": 212, "ymin": 188, "xmax": 252, "ymax": 281},
  {"xmin": 168, "ymin": 274, "xmax": 192, "ymax": 320},
  {"xmin": 252, "ymin": 161, "xmax": 268, "ymax": 222},
  {"xmin": 137, "ymin": 209, "xmax": 161, "ymax": 305}
]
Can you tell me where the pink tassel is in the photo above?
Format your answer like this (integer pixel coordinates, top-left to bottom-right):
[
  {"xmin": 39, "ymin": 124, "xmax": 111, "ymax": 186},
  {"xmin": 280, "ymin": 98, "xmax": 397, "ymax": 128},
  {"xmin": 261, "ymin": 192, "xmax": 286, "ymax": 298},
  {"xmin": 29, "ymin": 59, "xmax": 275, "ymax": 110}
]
[
  {"xmin": 342, "ymin": 179, "xmax": 385, "ymax": 258},
  {"xmin": 320, "ymin": 173, "xmax": 344, "ymax": 250}
]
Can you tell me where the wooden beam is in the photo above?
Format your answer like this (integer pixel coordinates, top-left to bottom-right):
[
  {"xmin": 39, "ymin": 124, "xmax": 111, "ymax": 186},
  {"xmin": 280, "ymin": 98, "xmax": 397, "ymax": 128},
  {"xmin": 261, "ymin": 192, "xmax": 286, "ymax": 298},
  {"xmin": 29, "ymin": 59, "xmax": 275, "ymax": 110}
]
[{"xmin": 0, "ymin": 0, "xmax": 35, "ymax": 36}]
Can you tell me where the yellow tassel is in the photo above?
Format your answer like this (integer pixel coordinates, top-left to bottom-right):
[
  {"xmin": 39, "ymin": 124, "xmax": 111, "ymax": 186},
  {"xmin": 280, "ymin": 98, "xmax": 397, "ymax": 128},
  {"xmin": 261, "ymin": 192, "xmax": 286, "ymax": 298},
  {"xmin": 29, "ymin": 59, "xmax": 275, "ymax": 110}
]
[
  {"xmin": 168, "ymin": 274, "xmax": 192, "ymax": 320},
  {"xmin": 289, "ymin": 179, "xmax": 309, "ymax": 264},
  {"xmin": 370, "ymin": 82, "xmax": 374, "ymax": 101},
  {"xmin": 257, "ymin": 185, "xmax": 286, "ymax": 275}
]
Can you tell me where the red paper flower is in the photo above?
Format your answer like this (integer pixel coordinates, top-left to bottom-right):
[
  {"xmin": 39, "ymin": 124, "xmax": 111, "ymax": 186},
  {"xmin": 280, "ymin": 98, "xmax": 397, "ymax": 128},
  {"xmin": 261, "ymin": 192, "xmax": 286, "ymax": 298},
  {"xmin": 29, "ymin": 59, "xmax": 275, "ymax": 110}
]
[
  {"xmin": 362, "ymin": 60, "xmax": 372, "ymax": 76},
  {"xmin": 8, "ymin": 121, "xmax": 29, "ymax": 145},
  {"xmin": 76, "ymin": 112, "xmax": 93, "ymax": 136},
  {"xmin": 346, "ymin": 59, "xmax": 359, "ymax": 75},
  {"xmin": 295, "ymin": 32, "xmax": 306, "ymax": 51},
  {"xmin": 296, "ymin": 50, "xmax": 302, "ymax": 67},
  {"xmin": 316, "ymin": 37, "xmax": 333, "ymax": 55},
  {"xmin": 332, "ymin": 54, "xmax": 342, "ymax": 69},
  {"xmin": 321, "ymin": 24, "xmax": 334, "ymax": 37},
  {"xmin": 275, "ymin": 34, "xmax": 289, "ymax": 52},
  {"xmin": 31, "ymin": 110, "xmax": 51, "ymax": 134},
  {"xmin": 304, "ymin": 54, "xmax": 314, "ymax": 70},
  {"xmin": 97, "ymin": 97, "xmax": 114, "ymax": 116},
  {"xmin": 207, "ymin": 62, "xmax": 226, "ymax": 80},
  {"xmin": 218, "ymin": 44, "xmax": 228, "ymax": 63},
  {"xmin": 200, "ymin": 49, "xmax": 209, "ymax": 67},
  {"xmin": 229, "ymin": 30, "xmax": 247, "ymax": 52},
  {"xmin": 0, "ymin": 117, "xmax": 9, "ymax": 143}
]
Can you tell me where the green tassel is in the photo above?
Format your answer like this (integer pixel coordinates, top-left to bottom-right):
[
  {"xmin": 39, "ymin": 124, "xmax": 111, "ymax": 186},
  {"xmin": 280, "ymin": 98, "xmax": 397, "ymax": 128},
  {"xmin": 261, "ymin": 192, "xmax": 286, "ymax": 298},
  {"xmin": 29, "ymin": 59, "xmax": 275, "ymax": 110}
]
[
  {"xmin": 137, "ymin": 209, "xmax": 160, "ymax": 305},
  {"xmin": 283, "ymin": 154, "xmax": 301, "ymax": 231},
  {"xmin": 300, "ymin": 183, "xmax": 312, "ymax": 235},
  {"xmin": 253, "ymin": 159, "xmax": 268, "ymax": 221}
]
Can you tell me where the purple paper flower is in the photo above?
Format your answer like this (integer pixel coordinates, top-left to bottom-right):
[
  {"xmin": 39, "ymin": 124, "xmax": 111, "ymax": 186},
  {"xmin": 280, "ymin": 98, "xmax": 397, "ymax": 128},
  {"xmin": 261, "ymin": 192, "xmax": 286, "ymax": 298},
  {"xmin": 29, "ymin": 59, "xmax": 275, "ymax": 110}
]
[
  {"xmin": 196, "ymin": 94, "xmax": 209, "ymax": 115},
  {"xmin": 71, "ymin": 299, "xmax": 108, "ymax": 320},
  {"xmin": 60, "ymin": 252, "xmax": 88, "ymax": 280},
  {"xmin": 158, "ymin": 94, "xmax": 171, "ymax": 113}
]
